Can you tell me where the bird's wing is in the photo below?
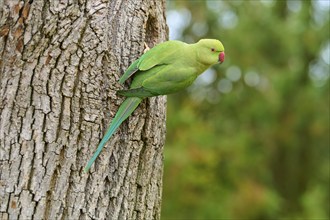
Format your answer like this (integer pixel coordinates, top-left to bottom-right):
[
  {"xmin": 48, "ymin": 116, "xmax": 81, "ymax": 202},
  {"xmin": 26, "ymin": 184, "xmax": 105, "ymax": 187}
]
[
  {"xmin": 118, "ymin": 66, "xmax": 197, "ymax": 97},
  {"xmin": 119, "ymin": 41, "xmax": 185, "ymax": 84},
  {"xmin": 142, "ymin": 66, "xmax": 197, "ymax": 95},
  {"xmin": 119, "ymin": 59, "xmax": 139, "ymax": 84}
]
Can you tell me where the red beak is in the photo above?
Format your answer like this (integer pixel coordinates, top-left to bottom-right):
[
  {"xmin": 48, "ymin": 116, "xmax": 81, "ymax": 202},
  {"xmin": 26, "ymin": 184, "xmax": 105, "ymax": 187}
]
[{"xmin": 219, "ymin": 51, "xmax": 225, "ymax": 63}]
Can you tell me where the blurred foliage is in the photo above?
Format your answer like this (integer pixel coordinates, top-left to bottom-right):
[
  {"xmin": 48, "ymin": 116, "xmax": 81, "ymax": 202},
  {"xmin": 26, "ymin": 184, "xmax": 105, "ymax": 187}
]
[{"xmin": 162, "ymin": 0, "xmax": 329, "ymax": 219}]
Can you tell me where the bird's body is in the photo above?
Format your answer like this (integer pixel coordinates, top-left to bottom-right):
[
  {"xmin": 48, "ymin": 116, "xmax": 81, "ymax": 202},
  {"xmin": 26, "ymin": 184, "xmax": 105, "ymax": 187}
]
[{"xmin": 84, "ymin": 39, "xmax": 225, "ymax": 172}]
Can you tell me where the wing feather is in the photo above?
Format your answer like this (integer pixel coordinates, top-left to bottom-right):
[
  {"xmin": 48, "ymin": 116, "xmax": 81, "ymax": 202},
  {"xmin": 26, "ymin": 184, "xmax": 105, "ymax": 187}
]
[{"xmin": 119, "ymin": 40, "xmax": 186, "ymax": 84}]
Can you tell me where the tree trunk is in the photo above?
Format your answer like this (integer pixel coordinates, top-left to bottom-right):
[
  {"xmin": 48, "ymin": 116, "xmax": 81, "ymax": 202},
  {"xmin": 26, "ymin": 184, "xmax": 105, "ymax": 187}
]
[{"xmin": 0, "ymin": 0, "xmax": 167, "ymax": 219}]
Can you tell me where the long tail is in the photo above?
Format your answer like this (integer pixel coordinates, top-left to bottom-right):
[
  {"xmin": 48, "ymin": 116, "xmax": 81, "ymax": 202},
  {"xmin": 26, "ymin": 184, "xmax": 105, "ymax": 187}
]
[{"xmin": 84, "ymin": 97, "xmax": 143, "ymax": 172}]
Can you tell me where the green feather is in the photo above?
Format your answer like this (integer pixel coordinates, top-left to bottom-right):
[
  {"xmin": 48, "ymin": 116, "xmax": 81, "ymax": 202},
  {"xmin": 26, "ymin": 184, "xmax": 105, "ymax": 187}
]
[
  {"xmin": 119, "ymin": 59, "xmax": 139, "ymax": 84},
  {"xmin": 84, "ymin": 97, "xmax": 142, "ymax": 172}
]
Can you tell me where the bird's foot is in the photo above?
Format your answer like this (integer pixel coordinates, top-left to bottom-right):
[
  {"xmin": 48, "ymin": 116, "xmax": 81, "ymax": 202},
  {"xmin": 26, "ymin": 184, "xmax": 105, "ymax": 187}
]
[{"xmin": 143, "ymin": 42, "xmax": 150, "ymax": 53}]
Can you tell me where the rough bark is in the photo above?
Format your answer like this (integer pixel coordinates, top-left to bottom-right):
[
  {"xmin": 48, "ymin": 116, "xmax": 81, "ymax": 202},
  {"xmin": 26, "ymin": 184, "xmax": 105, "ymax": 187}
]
[{"xmin": 0, "ymin": 0, "xmax": 167, "ymax": 219}]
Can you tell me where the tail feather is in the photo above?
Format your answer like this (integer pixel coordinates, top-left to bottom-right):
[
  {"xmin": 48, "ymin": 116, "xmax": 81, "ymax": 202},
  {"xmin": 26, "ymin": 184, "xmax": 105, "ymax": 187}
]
[{"xmin": 84, "ymin": 97, "xmax": 142, "ymax": 172}]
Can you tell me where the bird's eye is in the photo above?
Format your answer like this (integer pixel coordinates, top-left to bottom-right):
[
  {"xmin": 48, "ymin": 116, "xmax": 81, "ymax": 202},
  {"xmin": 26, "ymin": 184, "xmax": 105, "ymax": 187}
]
[{"xmin": 211, "ymin": 48, "xmax": 215, "ymax": 52}]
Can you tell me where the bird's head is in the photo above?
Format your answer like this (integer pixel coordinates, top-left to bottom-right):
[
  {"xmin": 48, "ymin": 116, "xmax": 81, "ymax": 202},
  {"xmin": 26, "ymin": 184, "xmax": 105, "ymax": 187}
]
[{"xmin": 195, "ymin": 39, "xmax": 225, "ymax": 66}]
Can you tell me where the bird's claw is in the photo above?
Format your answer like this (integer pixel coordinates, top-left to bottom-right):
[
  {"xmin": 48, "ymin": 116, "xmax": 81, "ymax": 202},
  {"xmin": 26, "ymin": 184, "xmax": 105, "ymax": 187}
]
[{"xmin": 143, "ymin": 42, "xmax": 150, "ymax": 53}]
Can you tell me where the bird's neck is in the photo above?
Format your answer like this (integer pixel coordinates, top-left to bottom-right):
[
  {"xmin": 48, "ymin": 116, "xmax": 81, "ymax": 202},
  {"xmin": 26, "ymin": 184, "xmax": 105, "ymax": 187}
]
[{"xmin": 190, "ymin": 44, "xmax": 213, "ymax": 72}]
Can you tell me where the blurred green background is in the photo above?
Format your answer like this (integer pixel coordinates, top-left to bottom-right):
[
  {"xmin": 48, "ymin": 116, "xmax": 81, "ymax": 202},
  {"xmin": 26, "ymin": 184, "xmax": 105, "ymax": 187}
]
[{"xmin": 161, "ymin": 0, "xmax": 329, "ymax": 219}]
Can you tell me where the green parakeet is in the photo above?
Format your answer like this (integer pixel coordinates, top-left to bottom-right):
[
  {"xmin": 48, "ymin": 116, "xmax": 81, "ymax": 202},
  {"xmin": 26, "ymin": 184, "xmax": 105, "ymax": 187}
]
[{"xmin": 84, "ymin": 39, "xmax": 225, "ymax": 172}]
